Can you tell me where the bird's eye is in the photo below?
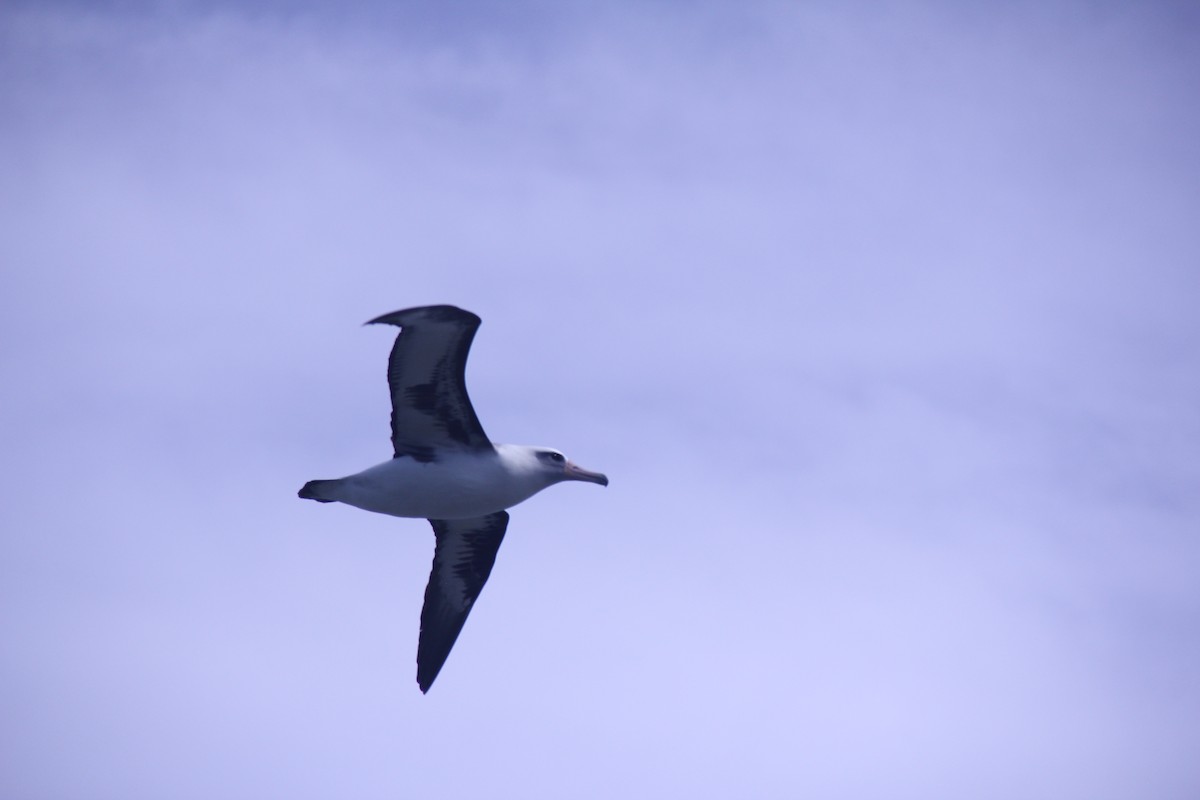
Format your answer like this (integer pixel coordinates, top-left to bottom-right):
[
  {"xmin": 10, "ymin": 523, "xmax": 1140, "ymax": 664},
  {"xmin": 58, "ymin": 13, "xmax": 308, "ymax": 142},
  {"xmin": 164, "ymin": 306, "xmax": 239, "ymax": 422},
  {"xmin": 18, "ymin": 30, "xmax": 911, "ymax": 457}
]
[{"xmin": 548, "ymin": 452, "xmax": 565, "ymax": 463}]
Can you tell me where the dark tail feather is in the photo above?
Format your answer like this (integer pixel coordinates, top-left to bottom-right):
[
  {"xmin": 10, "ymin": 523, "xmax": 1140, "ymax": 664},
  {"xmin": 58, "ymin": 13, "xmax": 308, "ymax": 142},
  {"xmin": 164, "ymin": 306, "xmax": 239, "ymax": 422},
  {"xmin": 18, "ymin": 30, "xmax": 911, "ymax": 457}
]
[{"xmin": 298, "ymin": 479, "xmax": 337, "ymax": 503}]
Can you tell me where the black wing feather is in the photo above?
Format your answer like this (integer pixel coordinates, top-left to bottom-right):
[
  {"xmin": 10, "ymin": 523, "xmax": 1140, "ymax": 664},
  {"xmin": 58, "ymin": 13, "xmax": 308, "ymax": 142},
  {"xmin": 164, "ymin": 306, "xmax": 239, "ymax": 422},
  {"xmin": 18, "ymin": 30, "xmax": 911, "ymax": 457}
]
[
  {"xmin": 366, "ymin": 305, "xmax": 493, "ymax": 461},
  {"xmin": 417, "ymin": 511, "xmax": 509, "ymax": 693}
]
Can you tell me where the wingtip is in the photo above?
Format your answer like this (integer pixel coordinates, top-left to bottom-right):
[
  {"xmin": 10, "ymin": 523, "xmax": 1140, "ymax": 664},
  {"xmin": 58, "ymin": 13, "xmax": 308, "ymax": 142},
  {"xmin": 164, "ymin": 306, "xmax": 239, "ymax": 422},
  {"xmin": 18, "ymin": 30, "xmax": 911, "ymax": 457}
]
[
  {"xmin": 364, "ymin": 310, "xmax": 398, "ymax": 326},
  {"xmin": 417, "ymin": 661, "xmax": 436, "ymax": 694},
  {"xmin": 365, "ymin": 305, "xmax": 480, "ymax": 328}
]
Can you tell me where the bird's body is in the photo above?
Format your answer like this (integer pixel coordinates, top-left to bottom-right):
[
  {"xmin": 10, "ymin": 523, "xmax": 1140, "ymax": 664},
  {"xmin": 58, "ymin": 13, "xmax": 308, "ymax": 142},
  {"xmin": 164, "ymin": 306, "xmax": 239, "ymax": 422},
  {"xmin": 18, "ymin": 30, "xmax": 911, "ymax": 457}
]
[
  {"xmin": 298, "ymin": 305, "xmax": 607, "ymax": 692},
  {"xmin": 301, "ymin": 444, "xmax": 573, "ymax": 521}
]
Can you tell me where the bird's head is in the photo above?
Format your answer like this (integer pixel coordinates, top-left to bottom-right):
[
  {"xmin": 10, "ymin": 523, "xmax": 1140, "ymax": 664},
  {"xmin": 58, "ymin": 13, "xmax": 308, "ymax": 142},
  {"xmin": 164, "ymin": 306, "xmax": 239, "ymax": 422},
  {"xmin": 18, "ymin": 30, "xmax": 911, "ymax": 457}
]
[{"xmin": 532, "ymin": 448, "xmax": 609, "ymax": 487}]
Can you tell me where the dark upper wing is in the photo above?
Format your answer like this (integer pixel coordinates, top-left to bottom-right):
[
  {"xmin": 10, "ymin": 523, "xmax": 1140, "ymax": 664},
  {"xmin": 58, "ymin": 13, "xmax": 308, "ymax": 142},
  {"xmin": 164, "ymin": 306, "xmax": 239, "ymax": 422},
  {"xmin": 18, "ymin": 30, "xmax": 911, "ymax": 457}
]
[
  {"xmin": 366, "ymin": 305, "xmax": 492, "ymax": 461},
  {"xmin": 417, "ymin": 511, "xmax": 509, "ymax": 693}
]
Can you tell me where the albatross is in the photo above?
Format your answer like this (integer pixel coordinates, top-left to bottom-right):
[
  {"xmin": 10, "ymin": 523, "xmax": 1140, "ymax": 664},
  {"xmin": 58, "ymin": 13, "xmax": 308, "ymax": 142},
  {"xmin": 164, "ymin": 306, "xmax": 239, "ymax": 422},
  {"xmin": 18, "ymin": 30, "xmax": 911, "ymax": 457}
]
[{"xmin": 298, "ymin": 305, "xmax": 608, "ymax": 692}]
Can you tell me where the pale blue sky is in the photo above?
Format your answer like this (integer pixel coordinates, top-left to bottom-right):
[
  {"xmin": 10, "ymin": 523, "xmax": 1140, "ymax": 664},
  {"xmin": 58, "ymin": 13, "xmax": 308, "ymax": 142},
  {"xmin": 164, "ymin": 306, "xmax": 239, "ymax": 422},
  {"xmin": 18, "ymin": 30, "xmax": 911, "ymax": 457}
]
[{"xmin": 2, "ymin": 2, "xmax": 1198, "ymax": 798}]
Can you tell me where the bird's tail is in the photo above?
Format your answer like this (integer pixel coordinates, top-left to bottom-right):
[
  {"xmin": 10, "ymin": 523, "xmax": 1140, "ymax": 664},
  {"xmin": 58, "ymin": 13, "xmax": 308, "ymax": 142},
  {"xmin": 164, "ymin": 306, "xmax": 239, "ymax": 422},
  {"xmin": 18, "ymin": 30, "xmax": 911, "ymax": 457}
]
[{"xmin": 298, "ymin": 479, "xmax": 338, "ymax": 503}]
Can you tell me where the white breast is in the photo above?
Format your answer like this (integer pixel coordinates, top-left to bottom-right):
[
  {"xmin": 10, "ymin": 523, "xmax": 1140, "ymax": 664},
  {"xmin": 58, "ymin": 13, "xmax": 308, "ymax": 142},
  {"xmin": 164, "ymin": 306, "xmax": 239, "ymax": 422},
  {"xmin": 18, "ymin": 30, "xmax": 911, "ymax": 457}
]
[{"xmin": 328, "ymin": 447, "xmax": 551, "ymax": 520}]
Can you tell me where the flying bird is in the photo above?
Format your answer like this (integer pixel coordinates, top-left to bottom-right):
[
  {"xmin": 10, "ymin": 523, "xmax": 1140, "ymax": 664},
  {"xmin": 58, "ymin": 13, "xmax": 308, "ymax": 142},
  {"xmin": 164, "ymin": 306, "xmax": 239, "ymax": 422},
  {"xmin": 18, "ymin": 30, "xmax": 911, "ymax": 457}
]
[{"xmin": 298, "ymin": 305, "xmax": 608, "ymax": 692}]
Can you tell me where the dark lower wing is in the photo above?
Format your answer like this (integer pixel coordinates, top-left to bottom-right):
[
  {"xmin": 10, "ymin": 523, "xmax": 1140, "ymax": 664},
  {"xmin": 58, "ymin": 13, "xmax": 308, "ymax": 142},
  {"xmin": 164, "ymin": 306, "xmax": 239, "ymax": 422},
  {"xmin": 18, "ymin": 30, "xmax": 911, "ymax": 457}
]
[{"xmin": 417, "ymin": 511, "xmax": 510, "ymax": 693}]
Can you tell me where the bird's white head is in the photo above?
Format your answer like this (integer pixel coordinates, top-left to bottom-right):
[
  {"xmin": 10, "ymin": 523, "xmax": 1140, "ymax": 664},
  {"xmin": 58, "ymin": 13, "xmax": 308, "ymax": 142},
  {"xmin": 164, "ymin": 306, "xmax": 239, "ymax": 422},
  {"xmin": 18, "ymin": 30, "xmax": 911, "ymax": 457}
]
[
  {"xmin": 500, "ymin": 445, "xmax": 608, "ymax": 488},
  {"xmin": 533, "ymin": 447, "xmax": 609, "ymax": 487}
]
